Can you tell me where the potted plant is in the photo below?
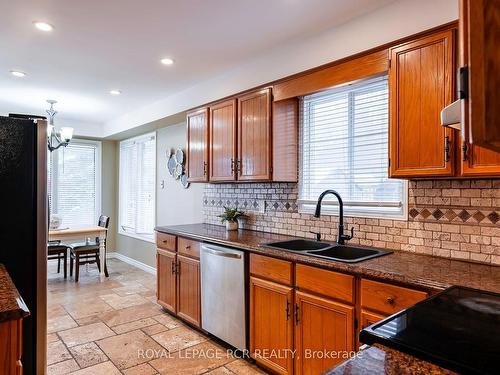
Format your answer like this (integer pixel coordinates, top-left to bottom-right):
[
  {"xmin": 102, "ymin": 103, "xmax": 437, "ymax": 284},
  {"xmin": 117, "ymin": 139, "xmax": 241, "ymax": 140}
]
[{"xmin": 218, "ymin": 206, "xmax": 245, "ymax": 231}]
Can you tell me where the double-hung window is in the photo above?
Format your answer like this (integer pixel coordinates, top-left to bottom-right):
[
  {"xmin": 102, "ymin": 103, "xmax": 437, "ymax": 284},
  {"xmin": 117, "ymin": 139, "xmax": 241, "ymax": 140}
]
[
  {"xmin": 119, "ymin": 132, "xmax": 156, "ymax": 241},
  {"xmin": 299, "ymin": 75, "xmax": 407, "ymax": 219},
  {"xmin": 48, "ymin": 139, "xmax": 101, "ymax": 227}
]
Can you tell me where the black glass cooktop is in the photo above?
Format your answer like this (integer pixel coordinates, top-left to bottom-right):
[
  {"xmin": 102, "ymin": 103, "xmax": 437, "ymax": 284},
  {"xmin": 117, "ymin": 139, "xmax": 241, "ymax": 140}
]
[{"xmin": 360, "ymin": 286, "xmax": 500, "ymax": 375}]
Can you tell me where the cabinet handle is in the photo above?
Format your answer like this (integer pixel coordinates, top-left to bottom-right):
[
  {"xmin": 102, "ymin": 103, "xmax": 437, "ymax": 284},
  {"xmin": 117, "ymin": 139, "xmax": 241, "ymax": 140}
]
[
  {"xmin": 286, "ymin": 300, "xmax": 290, "ymax": 320},
  {"xmin": 176, "ymin": 262, "xmax": 180, "ymax": 275},
  {"xmin": 230, "ymin": 158, "xmax": 235, "ymax": 174},
  {"xmin": 185, "ymin": 245, "xmax": 191, "ymax": 250},
  {"xmin": 203, "ymin": 161, "xmax": 207, "ymax": 176},
  {"xmin": 386, "ymin": 296, "xmax": 396, "ymax": 305},
  {"xmin": 462, "ymin": 142, "xmax": 468, "ymax": 161},
  {"xmin": 238, "ymin": 159, "xmax": 242, "ymax": 174},
  {"xmin": 295, "ymin": 303, "xmax": 300, "ymax": 325},
  {"xmin": 444, "ymin": 136, "xmax": 450, "ymax": 163},
  {"xmin": 171, "ymin": 261, "xmax": 176, "ymax": 274}
]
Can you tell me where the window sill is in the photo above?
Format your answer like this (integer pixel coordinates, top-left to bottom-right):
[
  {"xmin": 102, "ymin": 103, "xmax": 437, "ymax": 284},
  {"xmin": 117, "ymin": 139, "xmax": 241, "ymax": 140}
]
[
  {"xmin": 118, "ymin": 230, "xmax": 155, "ymax": 244},
  {"xmin": 298, "ymin": 206, "xmax": 407, "ymax": 221}
]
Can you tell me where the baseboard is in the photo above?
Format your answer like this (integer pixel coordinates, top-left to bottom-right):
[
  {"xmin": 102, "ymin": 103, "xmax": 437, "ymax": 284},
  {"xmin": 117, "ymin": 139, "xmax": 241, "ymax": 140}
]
[{"xmin": 107, "ymin": 252, "xmax": 156, "ymax": 275}]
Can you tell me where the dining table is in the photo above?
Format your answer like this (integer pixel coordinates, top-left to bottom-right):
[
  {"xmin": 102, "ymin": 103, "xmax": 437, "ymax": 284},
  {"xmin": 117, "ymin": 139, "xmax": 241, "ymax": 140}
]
[{"xmin": 48, "ymin": 227, "xmax": 108, "ymax": 280}]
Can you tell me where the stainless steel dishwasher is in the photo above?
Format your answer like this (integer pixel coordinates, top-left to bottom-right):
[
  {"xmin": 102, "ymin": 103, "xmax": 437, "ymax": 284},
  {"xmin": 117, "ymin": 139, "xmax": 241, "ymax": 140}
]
[{"xmin": 200, "ymin": 243, "xmax": 246, "ymax": 350}]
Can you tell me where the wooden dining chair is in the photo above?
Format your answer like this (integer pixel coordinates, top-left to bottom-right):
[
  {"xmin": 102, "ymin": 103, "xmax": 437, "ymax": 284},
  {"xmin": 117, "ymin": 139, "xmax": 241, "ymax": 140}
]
[
  {"xmin": 48, "ymin": 241, "xmax": 70, "ymax": 278},
  {"xmin": 70, "ymin": 215, "xmax": 110, "ymax": 282}
]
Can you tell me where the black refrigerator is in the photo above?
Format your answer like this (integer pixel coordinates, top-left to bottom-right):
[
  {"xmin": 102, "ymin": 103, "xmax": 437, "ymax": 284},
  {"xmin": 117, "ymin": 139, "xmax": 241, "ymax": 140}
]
[{"xmin": 0, "ymin": 116, "xmax": 47, "ymax": 374}]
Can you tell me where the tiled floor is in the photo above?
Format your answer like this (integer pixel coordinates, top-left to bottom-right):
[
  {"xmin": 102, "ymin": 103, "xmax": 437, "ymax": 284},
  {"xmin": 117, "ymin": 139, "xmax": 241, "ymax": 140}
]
[{"xmin": 47, "ymin": 257, "xmax": 268, "ymax": 375}]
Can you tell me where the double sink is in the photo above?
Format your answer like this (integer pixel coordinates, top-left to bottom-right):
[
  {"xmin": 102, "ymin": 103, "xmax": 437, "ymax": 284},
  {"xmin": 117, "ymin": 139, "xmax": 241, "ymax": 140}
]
[{"xmin": 261, "ymin": 239, "xmax": 391, "ymax": 263}]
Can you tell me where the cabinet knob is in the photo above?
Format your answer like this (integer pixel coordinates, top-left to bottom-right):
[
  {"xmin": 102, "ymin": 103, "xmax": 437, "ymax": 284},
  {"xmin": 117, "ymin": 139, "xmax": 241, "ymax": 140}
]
[{"xmin": 386, "ymin": 296, "xmax": 396, "ymax": 305}]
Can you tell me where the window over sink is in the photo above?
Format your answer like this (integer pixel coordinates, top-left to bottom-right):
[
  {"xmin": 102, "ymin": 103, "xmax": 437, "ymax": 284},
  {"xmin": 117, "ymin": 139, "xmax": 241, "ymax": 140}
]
[
  {"xmin": 299, "ymin": 75, "xmax": 407, "ymax": 219},
  {"xmin": 119, "ymin": 132, "xmax": 156, "ymax": 241}
]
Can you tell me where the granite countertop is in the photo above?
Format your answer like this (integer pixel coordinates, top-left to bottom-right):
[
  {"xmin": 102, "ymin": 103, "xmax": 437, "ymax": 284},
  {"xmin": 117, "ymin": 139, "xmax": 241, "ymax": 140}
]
[
  {"xmin": 0, "ymin": 264, "xmax": 30, "ymax": 323},
  {"xmin": 155, "ymin": 223, "xmax": 500, "ymax": 293},
  {"xmin": 326, "ymin": 345, "xmax": 457, "ymax": 375}
]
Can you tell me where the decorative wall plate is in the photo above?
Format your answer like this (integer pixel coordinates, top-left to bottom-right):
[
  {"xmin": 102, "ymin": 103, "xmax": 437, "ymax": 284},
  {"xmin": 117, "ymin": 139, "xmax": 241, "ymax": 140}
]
[
  {"xmin": 175, "ymin": 148, "xmax": 184, "ymax": 164},
  {"xmin": 180, "ymin": 174, "xmax": 190, "ymax": 189},
  {"xmin": 167, "ymin": 154, "xmax": 177, "ymax": 176},
  {"xmin": 174, "ymin": 163, "xmax": 183, "ymax": 179}
]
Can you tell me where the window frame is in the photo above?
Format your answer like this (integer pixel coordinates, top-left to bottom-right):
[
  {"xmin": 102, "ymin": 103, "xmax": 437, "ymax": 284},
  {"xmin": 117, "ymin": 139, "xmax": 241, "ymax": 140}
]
[
  {"xmin": 298, "ymin": 76, "xmax": 408, "ymax": 220},
  {"xmin": 49, "ymin": 138, "xmax": 102, "ymax": 227},
  {"xmin": 118, "ymin": 132, "xmax": 157, "ymax": 243}
]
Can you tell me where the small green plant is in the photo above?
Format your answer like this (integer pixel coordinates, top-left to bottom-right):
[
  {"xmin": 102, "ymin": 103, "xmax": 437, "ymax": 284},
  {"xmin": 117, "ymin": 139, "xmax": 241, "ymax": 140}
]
[{"xmin": 218, "ymin": 206, "xmax": 245, "ymax": 223}]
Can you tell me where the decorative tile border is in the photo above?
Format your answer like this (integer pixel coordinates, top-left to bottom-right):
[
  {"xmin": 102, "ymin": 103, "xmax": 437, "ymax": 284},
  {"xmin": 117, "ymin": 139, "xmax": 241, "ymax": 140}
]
[
  {"xmin": 203, "ymin": 197, "xmax": 298, "ymax": 212},
  {"xmin": 408, "ymin": 207, "xmax": 500, "ymax": 225}
]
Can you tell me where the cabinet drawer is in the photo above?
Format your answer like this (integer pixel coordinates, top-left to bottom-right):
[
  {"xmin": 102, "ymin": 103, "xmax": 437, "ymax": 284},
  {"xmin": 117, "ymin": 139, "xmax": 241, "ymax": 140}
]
[
  {"xmin": 178, "ymin": 237, "xmax": 200, "ymax": 259},
  {"xmin": 296, "ymin": 264, "xmax": 354, "ymax": 304},
  {"xmin": 156, "ymin": 232, "xmax": 177, "ymax": 251},
  {"xmin": 250, "ymin": 253, "xmax": 293, "ymax": 286},
  {"xmin": 361, "ymin": 279, "xmax": 427, "ymax": 315}
]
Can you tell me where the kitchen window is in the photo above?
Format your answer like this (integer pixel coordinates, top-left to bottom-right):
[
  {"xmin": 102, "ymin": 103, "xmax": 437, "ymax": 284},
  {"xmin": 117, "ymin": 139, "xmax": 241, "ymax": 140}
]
[
  {"xmin": 299, "ymin": 75, "xmax": 407, "ymax": 219},
  {"xmin": 48, "ymin": 139, "xmax": 101, "ymax": 227},
  {"xmin": 119, "ymin": 133, "xmax": 156, "ymax": 241}
]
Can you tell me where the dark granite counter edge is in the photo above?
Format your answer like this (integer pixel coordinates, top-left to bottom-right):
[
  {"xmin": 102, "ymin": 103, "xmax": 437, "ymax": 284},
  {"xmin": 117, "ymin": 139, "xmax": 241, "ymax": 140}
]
[
  {"xmin": 155, "ymin": 225, "xmax": 451, "ymax": 293},
  {"xmin": 0, "ymin": 264, "xmax": 30, "ymax": 323}
]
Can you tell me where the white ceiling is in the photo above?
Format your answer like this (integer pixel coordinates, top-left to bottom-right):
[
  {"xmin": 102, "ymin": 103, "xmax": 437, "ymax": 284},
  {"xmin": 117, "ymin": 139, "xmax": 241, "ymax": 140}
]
[{"xmin": 0, "ymin": 0, "xmax": 396, "ymax": 133}]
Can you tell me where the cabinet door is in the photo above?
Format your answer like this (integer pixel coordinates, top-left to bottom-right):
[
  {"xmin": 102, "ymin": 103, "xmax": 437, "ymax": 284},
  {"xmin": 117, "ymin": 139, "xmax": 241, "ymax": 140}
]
[
  {"xmin": 210, "ymin": 99, "xmax": 237, "ymax": 182},
  {"xmin": 250, "ymin": 277, "xmax": 294, "ymax": 375},
  {"xmin": 461, "ymin": 0, "xmax": 500, "ymax": 152},
  {"xmin": 295, "ymin": 291, "xmax": 355, "ymax": 375},
  {"xmin": 389, "ymin": 29, "xmax": 456, "ymax": 178},
  {"xmin": 237, "ymin": 88, "xmax": 272, "ymax": 181},
  {"xmin": 461, "ymin": 142, "xmax": 500, "ymax": 177},
  {"xmin": 360, "ymin": 309, "xmax": 385, "ymax": 330},
  {"xmin": 187, "ymin": 108, "xmax": 209, "ymax": 182},
  {"xmin": 157, "ymin": 249, "xmax": 177, "ymax": 313},
  {"xmin": 177, "ymin": 255, "xmax": 201, "ymax": 327}
]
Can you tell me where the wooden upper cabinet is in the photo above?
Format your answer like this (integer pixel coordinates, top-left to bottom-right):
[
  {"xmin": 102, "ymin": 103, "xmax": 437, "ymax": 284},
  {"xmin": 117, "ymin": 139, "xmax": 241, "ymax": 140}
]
[
  {"xmin": 461, "ymin": 0, "xmax": 500, "ymax": 153},
  {"xmin": 209, "ymin": 99, "xmax": 237, "ymax": 182},
  {"xmin": 187, "ymin": 108, "xmax": 209, "ymax": 182},
  {"xmin": 389, "ymin": 29, "xmax": 456, "ymax": 178},
  {"xmin": 295, "ymin": 291, "xmax": 354, "ymax": 375},
  {"xmin": 461, "ymin": 143, "xmax": 500, "ymax": 177},
  {"xmin": 250, "ymin": 277, "xmax": 294, "ymax": 375},
  {"xmin": 237, "ymin": 88, "xmax": 272, "ymax": 181}
]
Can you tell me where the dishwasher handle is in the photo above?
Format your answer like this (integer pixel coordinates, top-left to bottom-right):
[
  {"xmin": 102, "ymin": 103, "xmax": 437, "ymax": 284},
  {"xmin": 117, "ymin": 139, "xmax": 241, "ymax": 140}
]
[{"xmin": 203, "ymin": 246, "xmax": 242, "ymax": 259}]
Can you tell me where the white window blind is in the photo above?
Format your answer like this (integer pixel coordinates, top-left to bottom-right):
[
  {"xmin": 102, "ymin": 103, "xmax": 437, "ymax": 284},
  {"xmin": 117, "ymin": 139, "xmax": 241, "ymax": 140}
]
[
  {"xmin": 48, "ymin": 140, "xmax": 101, "ymax": 227},
  {"xmin": 119, "ymin": 133, "xmax": 156, "ymax": 241},
  {"xmin": 299, "ymin": 76, "xmax": 406, "ymax": 219}
]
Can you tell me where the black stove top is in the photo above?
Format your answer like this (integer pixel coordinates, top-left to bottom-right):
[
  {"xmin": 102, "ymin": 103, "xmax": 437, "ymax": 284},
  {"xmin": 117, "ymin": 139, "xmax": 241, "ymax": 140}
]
[{"xmin": 360, "ymin": 286, "xmax": 500, "ymax": 375}]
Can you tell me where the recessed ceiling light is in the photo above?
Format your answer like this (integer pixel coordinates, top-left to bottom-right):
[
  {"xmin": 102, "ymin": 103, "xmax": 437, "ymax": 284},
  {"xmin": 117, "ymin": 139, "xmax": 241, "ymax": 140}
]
[
  {"xmin": 109, "ymin": 90, "xmax": 121, "ymax": 95},
  {"xmin": 33, "ymin": 21, "xmax": 54, "ymax": 32},
  {"xmin": 10, "ymin": 70, "xmax": 27, "ymax": 78},
  {"xmin": 160, "ymin": 58, "xmax": 174, "ymax": 65}
]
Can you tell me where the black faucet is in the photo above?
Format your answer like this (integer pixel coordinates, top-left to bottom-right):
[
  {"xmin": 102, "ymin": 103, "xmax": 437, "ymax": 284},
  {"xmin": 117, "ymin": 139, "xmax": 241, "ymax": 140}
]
[{"xmin": 314, "ymin": 189, "xmax": 354, "ymax": 245}]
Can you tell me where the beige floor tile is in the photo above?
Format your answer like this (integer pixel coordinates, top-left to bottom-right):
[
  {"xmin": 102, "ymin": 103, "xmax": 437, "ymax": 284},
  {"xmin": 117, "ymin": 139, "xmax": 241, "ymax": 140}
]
[
  {"xmin": 153, "ymin": 313, "xmax": 183, "ymax": 329},
  {"xmin": 96, "ymin": 329, "xmax": 166, "ymax": 370},
  {"xmin": 63, "ymin": 298, "xmax": 114, "ymax": 320},
  {"xmin": 48, "ymin": 303, "xmax": 68, "ymax": 318},
  {"xmin": 112, "ymin": 317, "xmax": 158, "ymax": 335},
  {"xmin": 141, "ymin": 323, "xmax": 169, "ymax": 336},
  {"xmin": 149, "ymin": 341, "xmax": 234, "ymax": 375},
  {"xmin": 122, "ymin": 362, "xmax": 159, "ymax": 375},
  {"xmin": 75, "ymin": 315, "xmax": 101, "ymax": 326},
  {"xmin": 206, "ymin": 367, "xmax": 235, "ymax": 374},
  {"xmin": 47, "ymin": 314, "xmax": 78, "ymax": 334},
  {"xmin": 46, "ymin": 340, "xmax": 72, "ymax": 365},
  {"xmin": 69, "ymin": 342, "xmax": 108, "ymax": 368},
  {"xmin": 99, "ymin": 303, "xmax": 162, "ymax": 327},
  {"xmin": 70, "ymin": 361, "xmax": 121, "ymax": 375},
  {"xmin": 225, "ymin": 359, "xmax": 268, "ymax": 374},
  {"xmin": 47, "ymin": 333, "xmax": 59, "ymax": 343},
  {"xmin": 46, "ymin": 359, "xmax": 80, "ymax": 375},
  {"xmin": 151, "ymin": 326, "xmax": 207, "ymax": 353},
  {"xmin": 58, "ymin": 322, "xmax": 115, "ymax": 347},
  {"xmin": 100, "ymin": 293, "xmax": 149, "ymax": 309}
]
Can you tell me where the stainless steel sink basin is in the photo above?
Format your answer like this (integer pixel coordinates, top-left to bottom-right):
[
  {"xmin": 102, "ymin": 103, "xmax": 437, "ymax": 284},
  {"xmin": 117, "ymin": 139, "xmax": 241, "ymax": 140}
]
[
  {"xmin": 261, "ymin": 240, "xmax": 391, "ymax": 263},
  {"xmin": 263, "ymin": 239, "xmax": 334, "ymax": 252}
]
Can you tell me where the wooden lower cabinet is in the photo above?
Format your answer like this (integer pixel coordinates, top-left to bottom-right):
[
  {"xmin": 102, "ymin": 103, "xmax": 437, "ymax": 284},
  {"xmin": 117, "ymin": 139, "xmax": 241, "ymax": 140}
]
[
  {"xmin": 177, "ymin": 255, "xmax": 201, "ymax": 327},
  {"xmin": 295, "ymin": 291, "xmax": 355, "ymax": 375},
  {"xmin": 360, "ymin": 309, "xmax": 385, "ymax": 330},
  {"xmin": 0, "ymin": 319, "xmax": 23, "ymax": 375},
  {"xmin": 249, "ymin": 276, "xmax": 294, "ymax": 375},
  {"xmin": 157, "ymin": 248, "xmax": 177, "ymax": 313}
]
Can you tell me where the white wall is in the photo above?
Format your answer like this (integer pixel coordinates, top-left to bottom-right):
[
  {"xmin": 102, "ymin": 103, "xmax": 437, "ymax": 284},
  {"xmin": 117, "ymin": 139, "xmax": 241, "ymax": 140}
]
[
  {"xmin": 156, "ymin": 123, "xmax": 205, "ymax": 226},
  {"xmin": 102, "ymin": 0, "xmax": 458, "ymax": 137}
]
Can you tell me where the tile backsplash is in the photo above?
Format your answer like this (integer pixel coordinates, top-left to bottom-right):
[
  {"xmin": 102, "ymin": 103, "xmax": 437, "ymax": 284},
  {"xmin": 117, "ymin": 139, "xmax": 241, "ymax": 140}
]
[{"xmin": 203, "ymin": 180, "xmax": 500, "ymax": 265}]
